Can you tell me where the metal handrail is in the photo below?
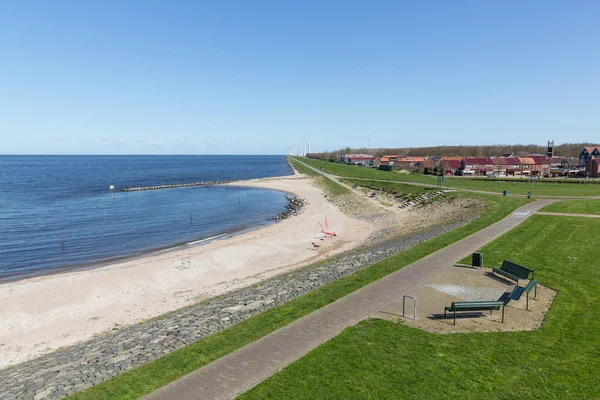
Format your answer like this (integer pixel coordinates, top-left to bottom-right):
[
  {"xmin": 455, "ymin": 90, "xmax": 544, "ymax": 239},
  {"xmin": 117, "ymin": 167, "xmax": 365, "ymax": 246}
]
[{"xmin": 402, "ymin": 295, "xmax": 417, "ymax": 320}]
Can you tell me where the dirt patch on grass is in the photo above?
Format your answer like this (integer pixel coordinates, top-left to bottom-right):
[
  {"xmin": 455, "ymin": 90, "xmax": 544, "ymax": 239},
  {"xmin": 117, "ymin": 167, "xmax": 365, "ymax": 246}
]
[{"xmin": 378, "ymin": 266, "xmax": 557, "ymax": 334}]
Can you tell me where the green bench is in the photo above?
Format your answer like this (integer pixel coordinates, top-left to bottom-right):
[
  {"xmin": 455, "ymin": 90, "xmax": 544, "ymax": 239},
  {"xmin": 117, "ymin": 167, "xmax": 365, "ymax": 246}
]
[
  {"xmin": 492, "ymin": 260, "xmax": 534, "ymax": 284},
  {"xmin": 508, "ymin": 279, "xmax": 537, "ymax": 310},
  {"xmin": 444, "ymin": 301, "xmax": 505, "ymax": 325}
]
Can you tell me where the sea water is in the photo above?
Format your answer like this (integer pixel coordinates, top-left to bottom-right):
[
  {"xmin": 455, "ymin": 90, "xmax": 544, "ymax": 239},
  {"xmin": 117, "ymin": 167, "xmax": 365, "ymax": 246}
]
[{"xmin": 0, "ymin": 155, "xmax": 292, "ymax": 281}]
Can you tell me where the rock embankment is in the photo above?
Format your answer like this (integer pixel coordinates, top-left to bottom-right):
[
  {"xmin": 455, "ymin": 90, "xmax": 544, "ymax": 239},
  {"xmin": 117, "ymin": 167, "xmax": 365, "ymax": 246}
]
[
  {"xmin": 121, "ymin": 180, "xmax": 234, "ymax": 192},
  {"xmin": 274, "ymin": 195, "xmax": 306, "ymax": 220},
  {"xmin": 0, "ymin": 216, "xmax": 476, "ymax": 400}
]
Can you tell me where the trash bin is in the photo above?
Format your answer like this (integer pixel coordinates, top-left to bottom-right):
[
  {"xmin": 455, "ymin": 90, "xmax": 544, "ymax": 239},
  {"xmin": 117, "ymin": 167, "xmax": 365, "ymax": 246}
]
[
  {"xmin": 527, "ymin": 191, "xmax": 531, "ymax": 199},
  {"xmin": 472, "ymin": 252, "xmax": 483, "ymax": 268},
  {"xmin": 503, "ymin": 190, "xmax": 508, "ymax": 196}
]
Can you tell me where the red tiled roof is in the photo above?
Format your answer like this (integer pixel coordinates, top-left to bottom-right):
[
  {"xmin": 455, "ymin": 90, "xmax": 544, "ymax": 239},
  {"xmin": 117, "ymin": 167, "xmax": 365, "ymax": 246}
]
[
  {"xmin": 463, "ymin": 157, "xmax": 493, "ymax": 165},
  {"xmin": 518, "ymin": 157, "xmax": 535, "ymax": 165},
  {"xmin": 442, "ymin": 159, "xmax": 461, "ymax": 169},
  {"xmin": 492, "ymin": 158, "xmax": 509, "ymax": 165},
  {"xmin": 441, "ymin": 157, "xmax": 462, "ymax": 161},
  {"xmin": 533, "ymin": 157, "xmax": 550, "ymax": 165}
]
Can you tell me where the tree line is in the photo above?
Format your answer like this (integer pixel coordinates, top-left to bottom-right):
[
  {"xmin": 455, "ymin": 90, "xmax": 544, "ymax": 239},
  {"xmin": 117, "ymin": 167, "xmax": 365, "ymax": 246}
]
[{"xmin": 308, "ymin": 143, "xmax": 594, "ymax": 162}]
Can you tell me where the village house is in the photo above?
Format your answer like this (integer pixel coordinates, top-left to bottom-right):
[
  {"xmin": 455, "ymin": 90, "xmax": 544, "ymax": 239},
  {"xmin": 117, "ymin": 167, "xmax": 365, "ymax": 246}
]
[
  {"xmin": 579, "ymin": 146, "xmax": 600, "ymax": 176},
  {"xmin": 341, "ymin": 154, "xmax": 375, "ymax": 166},
  {"xmin": 588, "ymin": 159, "xmax": 600, "ymax": 177},
  {"xmin": 422, "ymin": 159, "xmax": 438, "ymax": 174},
  {"xmin": 396, "ymin": 156, "xmax": 425, "ymax": 168},
  {"xmin": 460, "ymin": 157, "xmax": 494, "ymax": 176},
  {"xmin": 502, "ymin": 156, "xmax": 522, "ymax": 176},
  {"xmin": 441, "ymin": 158, "xmax": 461, "ymax": 175},
  {"xmin": 491, "ymin": 158, "xmax": 508, "ymax": 176},
  {"xmin": 518, "ymin": 157, "xmax": 535, "ymax": 176},
  {"xmin": 530, "ymin": 156, "xmax": 551, "ymax": 176}
]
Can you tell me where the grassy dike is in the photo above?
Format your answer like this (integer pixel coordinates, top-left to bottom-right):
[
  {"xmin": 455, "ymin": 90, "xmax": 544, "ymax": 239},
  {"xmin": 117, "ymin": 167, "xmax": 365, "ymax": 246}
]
[
  {"xmin": 295, "ymin": 156, "xmax": 600, "ymax": 197},
  {"xmin": 289, "ymin": 157, "xmax": 350, "ymax": 196},
  {"xmin": 240, "ymin": 214, "xmax": 600, "ymax": 399},
  {"xmin": 68, "ymin": 185, "xmax": 528, "ymax": 400}
]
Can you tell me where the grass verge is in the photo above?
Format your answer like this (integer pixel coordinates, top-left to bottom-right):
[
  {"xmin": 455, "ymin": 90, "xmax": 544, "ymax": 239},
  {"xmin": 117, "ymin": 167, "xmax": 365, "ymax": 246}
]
[
  {"xmin": 539, "ymin": 199, "xmax": 600, "ymax": 215},
  {"xmin": 294, "ymin": 156, "xmax": 600, "ymax": 197},
  {"xmin": 68, "ymin": 194, "xmax": 528, "ymax": 400},
  {"xmin": 240, "ymin": 214, "xmax": 600, "ymax": 399}
]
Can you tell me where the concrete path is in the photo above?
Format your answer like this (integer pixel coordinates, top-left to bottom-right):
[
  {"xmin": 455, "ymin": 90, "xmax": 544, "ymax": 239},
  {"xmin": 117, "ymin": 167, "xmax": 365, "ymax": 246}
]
[
  {"xmin": 536, "ymin": 211, "xmax": 600, "ymax": 218},
  {"xmin": 143, "ymin": 200, "xmax": 553, "ymax": 400}
]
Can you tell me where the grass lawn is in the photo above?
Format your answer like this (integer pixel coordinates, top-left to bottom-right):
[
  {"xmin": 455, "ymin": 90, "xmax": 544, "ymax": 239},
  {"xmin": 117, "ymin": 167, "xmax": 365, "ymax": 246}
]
[
  {"xmin": 239, "ymin": 214, "xmax": 600, "ymax": 399},
  {"xmin": 539, "ymin": 199, "xmax": 600, "ymax": 215},
  {"xmin": 294, "ymin": 157, "xmax": 600, "ymax": 197},
  {"xmin": 68, "ymin": 193, "xmax": 527, "ymax": 400}
]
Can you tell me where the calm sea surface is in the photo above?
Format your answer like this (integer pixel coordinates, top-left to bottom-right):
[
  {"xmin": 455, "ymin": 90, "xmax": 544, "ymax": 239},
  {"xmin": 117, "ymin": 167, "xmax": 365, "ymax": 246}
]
[{"xmin": 0, "ymin": 155, "xmax": 292, "ymax": 282}]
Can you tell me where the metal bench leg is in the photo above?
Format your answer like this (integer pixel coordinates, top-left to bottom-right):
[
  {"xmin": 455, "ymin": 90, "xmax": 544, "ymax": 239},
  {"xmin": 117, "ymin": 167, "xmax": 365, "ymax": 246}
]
[
  {"xmin": 526, "ymin": 293, "xmax": 529, "ymax": 311},
  {"xmin": 454, "ymin": 310, "xmax": 456, "ymax": 325},
  {"xmin": 534, "ymin": 283, "xmax": 537, "ymax": 299},
  {"xmin": 501, "ymin": 305, "xmax": 505, "ymax": 323}
]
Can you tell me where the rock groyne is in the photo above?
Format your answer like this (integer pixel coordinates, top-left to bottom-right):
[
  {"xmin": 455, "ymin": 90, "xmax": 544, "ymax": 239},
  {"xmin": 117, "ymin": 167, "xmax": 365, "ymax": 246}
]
[
  {"xmin": 274, "ymin": 195, "xmax": 306, "ymax": 220},
  {"xmin": 120, "ymin": 180, "xmax": 234, "ymax": 192}
]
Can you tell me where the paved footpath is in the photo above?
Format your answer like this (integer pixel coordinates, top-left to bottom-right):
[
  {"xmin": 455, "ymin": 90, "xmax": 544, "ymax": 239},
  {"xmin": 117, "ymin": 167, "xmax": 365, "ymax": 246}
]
[{"xmin": 144, "ymin": 200, "xmax": 554, "ymax": 400}]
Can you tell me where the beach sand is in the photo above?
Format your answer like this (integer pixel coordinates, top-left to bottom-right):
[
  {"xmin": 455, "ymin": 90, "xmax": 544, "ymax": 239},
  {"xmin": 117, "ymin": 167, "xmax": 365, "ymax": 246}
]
[{"xmin": 0, "ymin": 174, "xmax": 377, "ymax": 368}]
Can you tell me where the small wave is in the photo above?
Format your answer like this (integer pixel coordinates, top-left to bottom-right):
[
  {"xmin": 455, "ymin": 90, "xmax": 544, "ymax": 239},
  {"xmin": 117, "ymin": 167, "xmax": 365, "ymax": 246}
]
[{"xmin": 186, "ymin": 233, "xmax": 230, "ymax": 246}]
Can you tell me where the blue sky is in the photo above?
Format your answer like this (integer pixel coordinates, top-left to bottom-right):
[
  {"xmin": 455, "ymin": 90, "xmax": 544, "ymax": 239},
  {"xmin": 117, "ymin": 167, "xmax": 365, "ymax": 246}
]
[{"xmin": 1, "ymin": 1, "xmax": 599, "ymax": 154}]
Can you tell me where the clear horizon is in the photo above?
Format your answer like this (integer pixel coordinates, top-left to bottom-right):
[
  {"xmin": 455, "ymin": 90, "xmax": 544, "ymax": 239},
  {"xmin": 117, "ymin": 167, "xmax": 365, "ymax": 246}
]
[{"xmin": 2, "ymin": 1, "xmax": 599, "ymax": 155}]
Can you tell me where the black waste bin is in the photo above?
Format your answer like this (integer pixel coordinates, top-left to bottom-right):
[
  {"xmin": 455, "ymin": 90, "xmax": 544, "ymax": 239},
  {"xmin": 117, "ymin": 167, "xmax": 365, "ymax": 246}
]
[
  {"xmin": 472, "ymin": 252, "xmax": 483, "ymax": 268},
  {"xmin": 527, "ymin": 191, "xmax": 531, "ymax": 199},
  {"xmin": 503, "ymin": 190, "xmax": 508, "ymax": 196}
]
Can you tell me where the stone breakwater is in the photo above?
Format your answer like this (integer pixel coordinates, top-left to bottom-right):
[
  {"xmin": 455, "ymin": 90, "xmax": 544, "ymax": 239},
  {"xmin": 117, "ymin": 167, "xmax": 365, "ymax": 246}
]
[
  {"xmin": 273, "ymin": 195, "xmax": 306, "ymax": 220},
  {"xmin": 120, "ymin": 180, "xmax": 234, "ymax": 192},
  {"xmin": 0, "ymin": 217, "xmax": 477, "ymax": 400}
]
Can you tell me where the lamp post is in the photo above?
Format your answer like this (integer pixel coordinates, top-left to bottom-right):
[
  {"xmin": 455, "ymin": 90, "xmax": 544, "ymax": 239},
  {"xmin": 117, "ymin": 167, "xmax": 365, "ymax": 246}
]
[{"xmin": 530, "ymin": 176, "xmax": 536, "ymax": 198}]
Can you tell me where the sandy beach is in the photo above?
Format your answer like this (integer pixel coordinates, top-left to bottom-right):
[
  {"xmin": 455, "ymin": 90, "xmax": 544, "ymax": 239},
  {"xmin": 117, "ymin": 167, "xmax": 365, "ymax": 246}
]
[{"xmin": 0, "ymin": 174, "xmax": 377, "ymax": 368}]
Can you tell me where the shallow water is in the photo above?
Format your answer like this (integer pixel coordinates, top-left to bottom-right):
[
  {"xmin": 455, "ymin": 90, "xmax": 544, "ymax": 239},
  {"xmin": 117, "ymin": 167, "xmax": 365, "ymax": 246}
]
[{"xmin": 0, "ymin": 155, "xmax": 292, "ymax": 281}]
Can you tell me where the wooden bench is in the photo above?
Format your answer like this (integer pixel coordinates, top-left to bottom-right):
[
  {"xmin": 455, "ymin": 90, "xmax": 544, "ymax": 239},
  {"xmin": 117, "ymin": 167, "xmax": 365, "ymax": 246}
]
[
  {"xmin": 508, "ymin": 279, "xmax": 537, "ymax": 310},
  {"xmin": 492, "ymin": 260, "xmax": 533, "ymax": 284},
  {"xmin": 444, "ymin": 301, "xmax": 505, "ymax": 325}
]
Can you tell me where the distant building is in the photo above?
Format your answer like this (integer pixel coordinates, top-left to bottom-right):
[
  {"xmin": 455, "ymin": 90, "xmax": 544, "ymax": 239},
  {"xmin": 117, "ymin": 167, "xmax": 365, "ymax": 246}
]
[
  {"xmin": 461, "ymin": 157, "xmax": 494, "ymax": 176},
  {"xmin": 396, "ymin": 156, "xmax": 425, "ymax": 168},
  {"xmin": 530, "ymin": 156, "xmax": 551, "ymax": 176},
  {"xmin": 504, "ymin": 157, "xmax": 522, "ymax": 176},
  {"xmin": 341, "ymin": 154, "xmax": 375, "ymax": 165},
  {"xmin": 441, "ymin": 159, "xmax": 461, "ymax": 175},
  {"xmin": 588, "ymin": 159, "xmax": 600, "ymax": 177},
  {"xmin": 579, "ymin": 146, "xmax": 600, "ymax": 176},
  {"xmin": 492, "ymin": 158, "xmax": 509, "ymax": 176}
]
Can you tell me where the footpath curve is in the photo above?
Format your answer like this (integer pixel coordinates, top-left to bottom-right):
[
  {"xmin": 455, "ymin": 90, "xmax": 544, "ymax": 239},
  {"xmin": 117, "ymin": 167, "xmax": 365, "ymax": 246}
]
[{"xmin": 143, "ymin": 199, "xmax": 553, "ymax": 400}]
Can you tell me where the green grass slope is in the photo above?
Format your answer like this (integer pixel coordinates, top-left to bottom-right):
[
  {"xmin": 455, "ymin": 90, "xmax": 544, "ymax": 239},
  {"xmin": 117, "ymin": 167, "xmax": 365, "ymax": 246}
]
[
  {"xmin": 240, "ymin": 215, "xmax": 600, "ymax": 399},
  {"xmin": 539, "ymin": 199, "xmax": 600, "ymax": 215}
]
